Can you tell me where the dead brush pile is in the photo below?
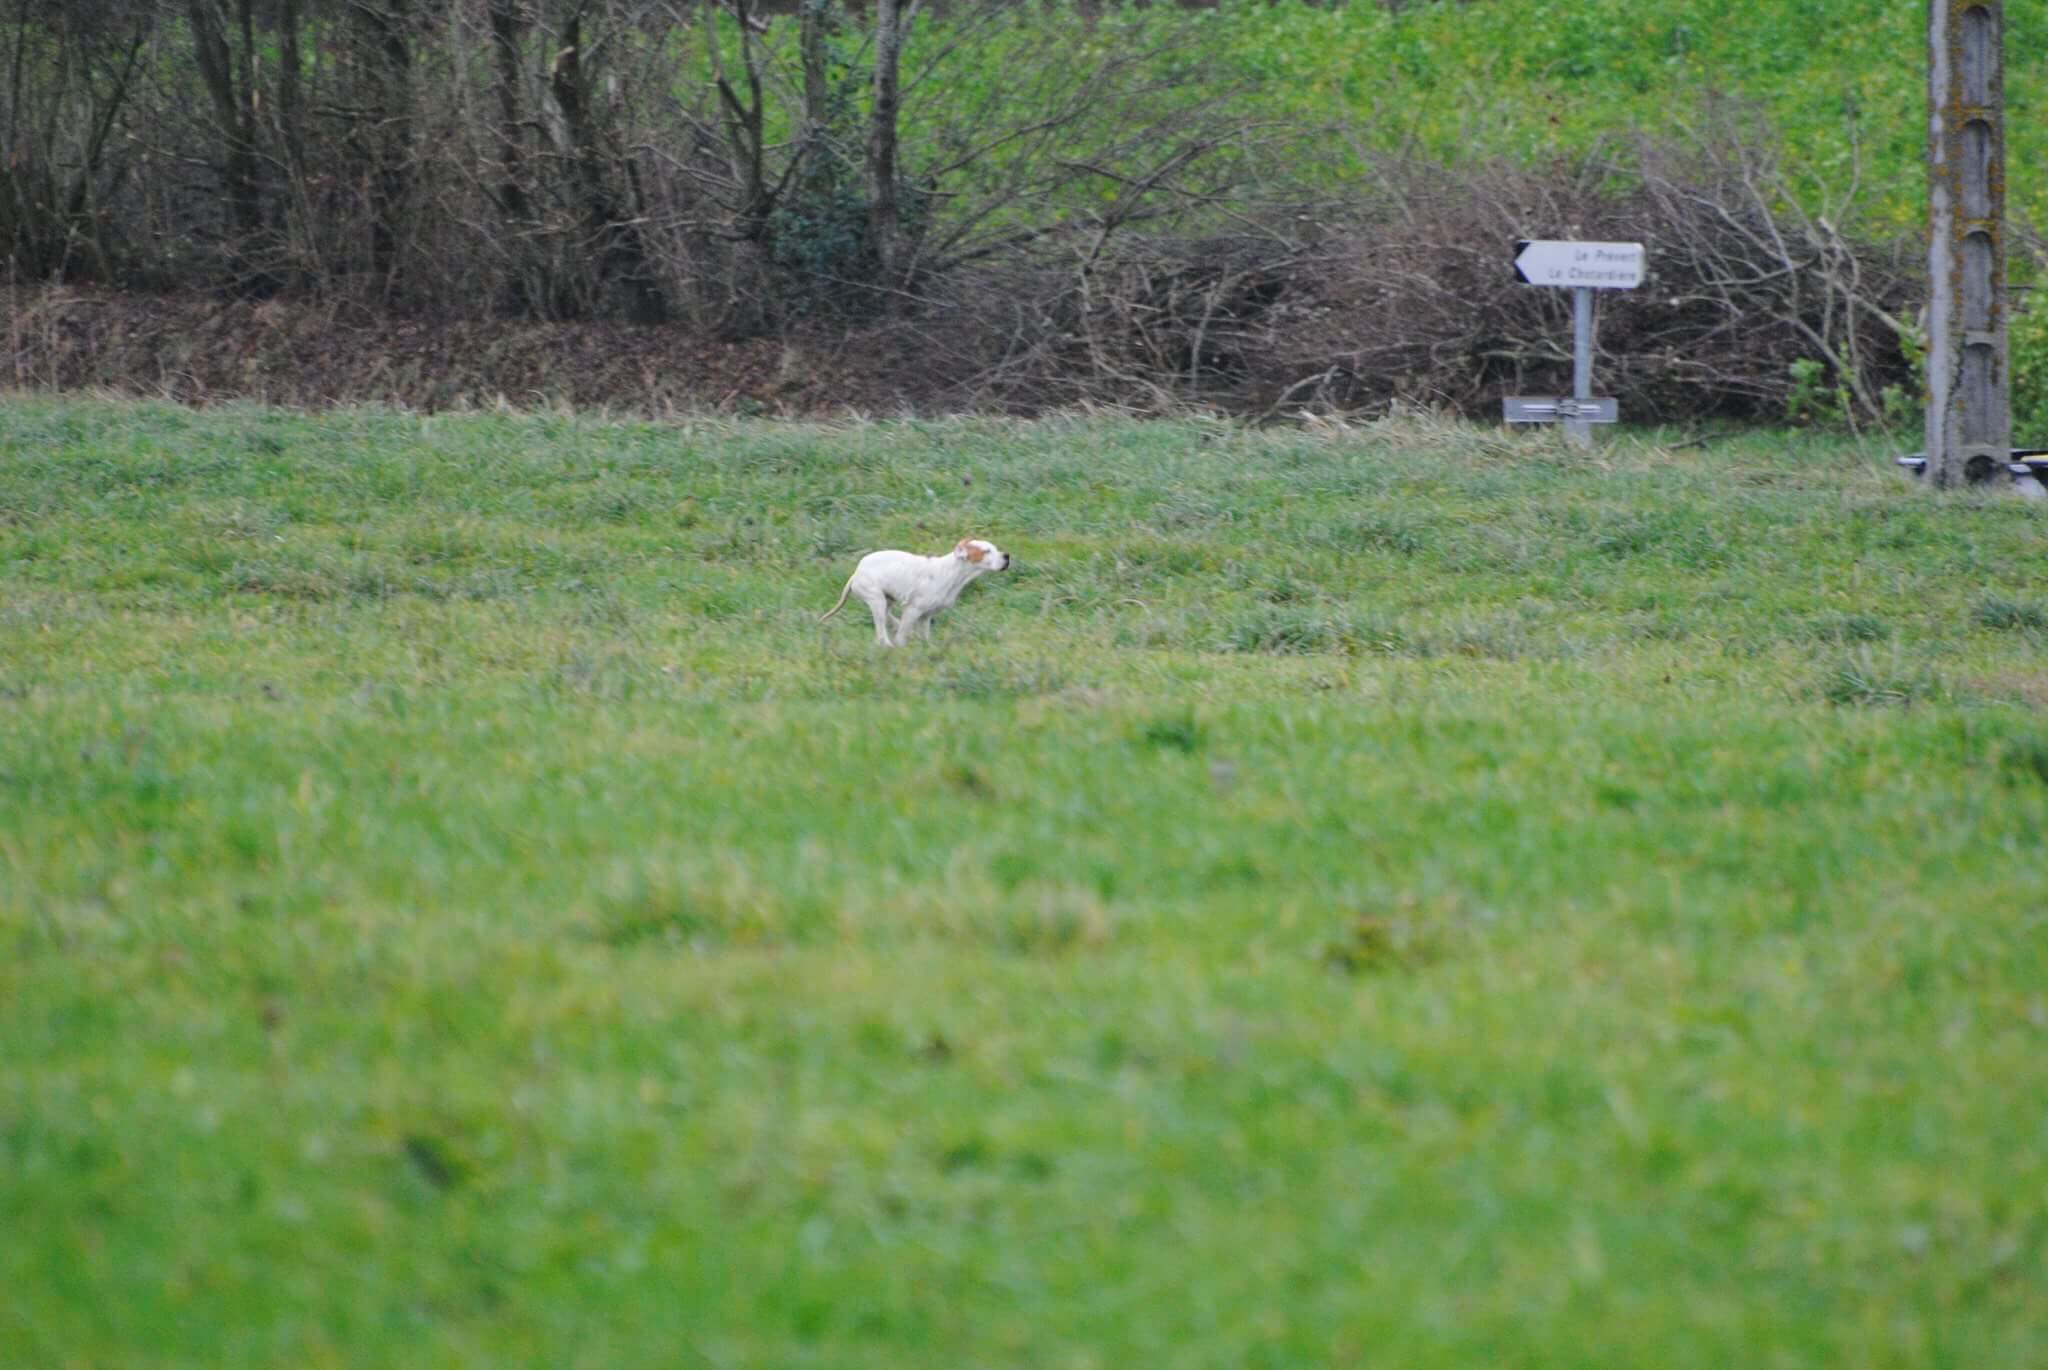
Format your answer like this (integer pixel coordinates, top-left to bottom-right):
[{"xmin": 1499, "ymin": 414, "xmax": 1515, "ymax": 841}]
[{"xmin": 913, "ymin": 132, "xmax": 1920, "ymax": 425}]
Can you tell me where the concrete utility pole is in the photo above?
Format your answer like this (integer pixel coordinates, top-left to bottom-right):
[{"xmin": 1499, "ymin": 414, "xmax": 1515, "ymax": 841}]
[{"xmin": 1925, "ymin": 0, "xmax": 2008, "ymax": 487}]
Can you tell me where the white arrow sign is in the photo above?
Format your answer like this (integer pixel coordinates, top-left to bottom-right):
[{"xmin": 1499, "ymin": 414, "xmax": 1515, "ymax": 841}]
[{"xmin": 1514, "ymin": 239, "xmax": 1644, "ymax": 289}]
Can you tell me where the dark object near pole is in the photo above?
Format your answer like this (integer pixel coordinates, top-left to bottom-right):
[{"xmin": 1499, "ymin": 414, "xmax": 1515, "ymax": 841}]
[{"xmin": 1897, "ymin": 450, "xmax": 2048, "ymax": 499}]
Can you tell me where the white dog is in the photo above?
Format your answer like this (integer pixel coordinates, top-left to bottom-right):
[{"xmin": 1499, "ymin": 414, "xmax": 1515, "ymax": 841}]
[{"xmin": 820, "ymin": 537, "xmax": 1011, "ymax": 646}]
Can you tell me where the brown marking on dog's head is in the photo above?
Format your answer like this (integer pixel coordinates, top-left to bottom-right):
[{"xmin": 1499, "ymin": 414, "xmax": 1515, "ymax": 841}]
[{"xmin": 960, "ymin": 538, "xmax": 988, "ymax": 564}]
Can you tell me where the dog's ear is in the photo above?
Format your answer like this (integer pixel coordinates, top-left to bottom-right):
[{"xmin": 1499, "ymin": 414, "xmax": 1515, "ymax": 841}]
[{"xmin": 961, "ymin": 540, "xmax": 987, "ymax": 564}]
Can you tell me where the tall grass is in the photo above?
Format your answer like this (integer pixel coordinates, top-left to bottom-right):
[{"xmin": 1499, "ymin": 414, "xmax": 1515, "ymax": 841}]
[{"xmin": 2, "ymin": 396, "xmax": 2045, "ymax": 1366}]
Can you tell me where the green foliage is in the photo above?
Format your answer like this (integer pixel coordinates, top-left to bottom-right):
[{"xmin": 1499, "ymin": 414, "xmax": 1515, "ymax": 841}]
[
  {"xmin": 767, "ymin": 172, "xmax": 934, "ymax": 319},
  {"xmin": 1785, "ymin": 357, "xmax": 1856, "ymax": 428},
  {"xmin": 753, "ymin": 3, "xmax": 929, "ymax": 317},
  {"xmin": 763, "ymin": 2, "xmax": 933, "ymax": 319},
  {"xmin": 2009, "ymin": 296, "xmax": 2048, "ymax": 444},
  {"xmin": 5, "ymin": 398, "xmax": 2048, "ymax": 1365},
  {"xmin": 767, "ymin": 172, "xmax": 877, "ymax": 315},
  {"xmin": 919, "ymin": 0, "xmax": 2045, "ymax": 237}
]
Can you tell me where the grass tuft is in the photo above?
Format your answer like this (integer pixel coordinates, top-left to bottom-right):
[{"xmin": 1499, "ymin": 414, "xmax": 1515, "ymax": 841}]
[
  {"xmin": 1138, "ymin": 713, "xmax": 1204, "ymax": 753},
  {"xmin": 1319, "ymin": 911, "xmax": 1445, "ymax": 976},
  {"xmin": 1973, "ymin": 596, "xmax": 2048, "ymax": 633},
  {"xmin": 1819, "ymin": 649, "xmax": 1948, "ymax": 708},
  {"xmin": 1218, "ymin": 606, "xmax": 1357, "ymax": 655}
]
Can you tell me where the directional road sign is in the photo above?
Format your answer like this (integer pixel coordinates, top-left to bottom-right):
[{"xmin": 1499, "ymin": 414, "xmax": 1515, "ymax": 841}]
[
  {"xmin": 1504, "ymin": 396, "xmax": 1619, "ymax": 424},
  {"xmin": 1513, "ymin": 240, "xmax": 1644, "ymax": 289}
]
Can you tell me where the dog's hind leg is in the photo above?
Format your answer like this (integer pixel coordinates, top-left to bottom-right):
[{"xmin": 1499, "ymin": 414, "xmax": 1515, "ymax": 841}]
[
  {"xmin": 856, "ymin": 587, "xmax": 894, "ymax": 646},
  {"xmin": 893, "ymin": 605, "xmax": 931, "ymax": 647}
]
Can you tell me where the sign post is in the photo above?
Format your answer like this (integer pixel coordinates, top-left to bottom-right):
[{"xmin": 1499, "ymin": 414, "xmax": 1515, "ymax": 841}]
[
  {"xmin": 1508, "ymin": 239, "xmax": 1644, "ymax": 447},
  {"xmin": 1571, "ymin": 286, "xmax": 1595, "ymax": 447}
]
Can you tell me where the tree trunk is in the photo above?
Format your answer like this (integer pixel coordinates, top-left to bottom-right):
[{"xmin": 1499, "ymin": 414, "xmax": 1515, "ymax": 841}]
[
  {"xmin": 275, "ymin": 0, "xmax": 305, "ymax": 187},
  {"xmin": 486, "ymin": 0, "xmax": 532, "ymax": 226},
  {"xmin": 186, "ymin": 0, "xmax": 268, "ymax": 288},
  {"xmin": 864, "ymin": 0, "xmax": 904, "ymax": 288},
  {"xmin": 800, "ymin": 0, "xmax": 829, "ymax": 147},
  {"xmin": 350, "ymin": 0, "xmax": 414, "ymax": 292},
  {"xmin": 549, "ymin": 16, "xmax": 669, "ymax": 323},
  {"xmin": 486, "ymin": 0, "xmax": 547, "ymax": 313}
]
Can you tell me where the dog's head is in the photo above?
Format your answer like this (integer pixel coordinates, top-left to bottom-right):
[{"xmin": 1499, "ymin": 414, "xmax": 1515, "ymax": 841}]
[{"xmin": 955, "ymin": 537, "xmax": 1011, "ymax": 571}]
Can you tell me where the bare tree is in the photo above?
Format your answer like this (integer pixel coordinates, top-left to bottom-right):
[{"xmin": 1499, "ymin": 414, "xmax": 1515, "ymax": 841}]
[
  {"xmin": 547, "ymin": 7, "xmax": 669, "ymax": 322},
  {"xmin": 863, "ymin": 0, "xmax": 905, "ymax": 288},
  {"xmin": 185, "ymin": 0, "xmax": 271, "ymax": 287},
  {"xmin": 0, "ymin": 0, "xmax": 153, "ymax": 282},
  {"xmin": 344, "ymin": 0, "xmax": 415, "ymax": 295}
]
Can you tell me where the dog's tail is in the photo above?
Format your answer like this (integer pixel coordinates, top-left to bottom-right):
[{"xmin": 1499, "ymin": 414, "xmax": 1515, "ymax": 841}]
[{"xmin": 819, "ymin": 573, "xmax": 855, "ymax": 623}]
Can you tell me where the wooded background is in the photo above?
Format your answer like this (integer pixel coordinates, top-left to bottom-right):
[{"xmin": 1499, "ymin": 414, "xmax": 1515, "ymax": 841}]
[{"xmin": 1, "ymin": 0, "xmax": 1921, "ymax": 422}]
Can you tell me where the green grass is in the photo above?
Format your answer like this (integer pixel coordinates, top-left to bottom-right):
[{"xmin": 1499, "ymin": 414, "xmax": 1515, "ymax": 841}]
[{"xmin": 3, "ymin": 395, "xmax": 2046, "ymax": 1367}]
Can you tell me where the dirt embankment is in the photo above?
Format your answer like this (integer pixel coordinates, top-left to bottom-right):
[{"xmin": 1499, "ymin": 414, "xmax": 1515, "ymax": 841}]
[{"xmin": 1, "ymin": 287, "xmax": 955, "ymax": 418}]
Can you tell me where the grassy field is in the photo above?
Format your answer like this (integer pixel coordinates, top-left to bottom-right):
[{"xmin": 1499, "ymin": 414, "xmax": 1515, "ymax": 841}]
[{"xmin": 2, "ymin": 394, "xmax": 2046, "ymax": 1367}]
